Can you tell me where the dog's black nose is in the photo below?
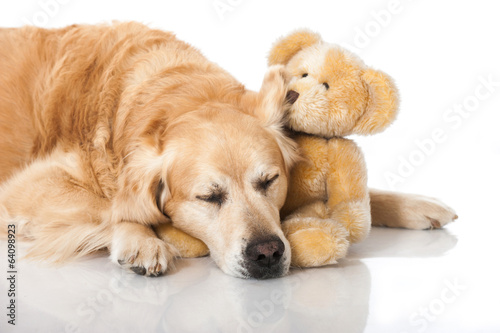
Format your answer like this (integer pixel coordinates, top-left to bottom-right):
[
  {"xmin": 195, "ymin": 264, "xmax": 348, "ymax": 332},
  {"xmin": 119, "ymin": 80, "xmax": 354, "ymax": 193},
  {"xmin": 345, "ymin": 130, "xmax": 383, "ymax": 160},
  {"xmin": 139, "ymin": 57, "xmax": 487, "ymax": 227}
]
[
  {"xmin": 286, "ymin": 90, "xmax": 299, "ymax": 104},
  {"xmin": 245, "ymin": 238, "xmax": 285, "ymax": 268}
]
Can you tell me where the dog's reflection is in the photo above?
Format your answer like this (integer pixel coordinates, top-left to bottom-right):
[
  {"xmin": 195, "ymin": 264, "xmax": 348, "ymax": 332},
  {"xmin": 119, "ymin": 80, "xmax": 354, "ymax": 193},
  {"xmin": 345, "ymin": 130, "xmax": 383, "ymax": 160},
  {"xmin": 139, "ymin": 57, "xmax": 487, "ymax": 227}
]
[
  {"xmin": 158, "ymin": 259, "xmax": 371, "ymax": 333},
  {"xmin": 11, "ymin": 254, "xmax": 370, "ymax": 333}
]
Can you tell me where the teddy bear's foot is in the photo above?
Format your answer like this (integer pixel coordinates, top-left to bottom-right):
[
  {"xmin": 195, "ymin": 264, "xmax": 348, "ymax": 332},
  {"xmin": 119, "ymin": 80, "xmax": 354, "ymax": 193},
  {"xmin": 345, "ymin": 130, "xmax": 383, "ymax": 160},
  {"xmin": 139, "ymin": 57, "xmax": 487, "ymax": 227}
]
[
  {"xmin": 328, "ymin": 200, "xmax": 371, "ymax": 244},
  {"xmin": 283, "ymin": 217, "xmax": 350, "ymax": 268},
  {"xmin": 154, "ymin": 223, "xmax": 209, "ymax": 258}
]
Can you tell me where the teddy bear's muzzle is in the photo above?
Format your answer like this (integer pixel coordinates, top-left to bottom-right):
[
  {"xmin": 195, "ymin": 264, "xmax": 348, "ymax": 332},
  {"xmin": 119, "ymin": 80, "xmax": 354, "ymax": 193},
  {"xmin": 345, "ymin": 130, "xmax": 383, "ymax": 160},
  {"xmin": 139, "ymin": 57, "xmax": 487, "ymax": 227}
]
[{"xmin": 285, "ymin": 90, "xmax": 299, "ymax": 105}]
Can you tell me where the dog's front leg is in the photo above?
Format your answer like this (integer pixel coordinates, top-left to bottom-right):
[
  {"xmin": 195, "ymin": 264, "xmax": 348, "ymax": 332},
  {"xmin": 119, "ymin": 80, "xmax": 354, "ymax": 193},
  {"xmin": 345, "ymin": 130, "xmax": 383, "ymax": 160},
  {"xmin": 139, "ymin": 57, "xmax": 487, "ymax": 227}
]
[{"xmin": 111, "ymin": 221, "xmax": 177, "ymax": 276}]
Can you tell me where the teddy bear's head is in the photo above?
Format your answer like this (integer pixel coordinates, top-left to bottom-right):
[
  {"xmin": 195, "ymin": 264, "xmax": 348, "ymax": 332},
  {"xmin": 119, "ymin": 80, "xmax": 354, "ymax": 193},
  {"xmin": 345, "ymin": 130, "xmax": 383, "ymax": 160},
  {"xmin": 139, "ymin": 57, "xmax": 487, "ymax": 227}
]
[{"xmin": 269, "ymin": 30, "xmax": 400, "ymax": 137}]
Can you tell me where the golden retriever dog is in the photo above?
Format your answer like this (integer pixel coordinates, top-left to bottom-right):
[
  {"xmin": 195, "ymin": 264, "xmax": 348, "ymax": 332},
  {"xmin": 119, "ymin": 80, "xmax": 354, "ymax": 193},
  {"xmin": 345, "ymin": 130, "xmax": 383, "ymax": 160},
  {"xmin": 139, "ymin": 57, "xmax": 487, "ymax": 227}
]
[{"xmin": 0, "ymin": 22, "xmax": 456, "ymax": 279}]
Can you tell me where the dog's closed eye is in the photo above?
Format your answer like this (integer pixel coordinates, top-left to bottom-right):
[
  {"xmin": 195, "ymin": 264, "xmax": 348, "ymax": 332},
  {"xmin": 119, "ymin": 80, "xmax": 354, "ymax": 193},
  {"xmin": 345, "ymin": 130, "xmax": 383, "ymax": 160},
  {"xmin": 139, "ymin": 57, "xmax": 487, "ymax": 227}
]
[
  {"xmin": 196, "ymin": 192, "xmax": 226, "ymax": 206},
  {"xmin": 255, "ymin": 174, "xmax": 279, "ymax": 194}
]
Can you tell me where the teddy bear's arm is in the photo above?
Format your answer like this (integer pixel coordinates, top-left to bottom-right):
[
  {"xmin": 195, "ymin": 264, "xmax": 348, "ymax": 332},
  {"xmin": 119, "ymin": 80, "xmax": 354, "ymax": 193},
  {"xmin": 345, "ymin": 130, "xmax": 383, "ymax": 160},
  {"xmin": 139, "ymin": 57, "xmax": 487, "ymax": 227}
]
[
  {"xmin": 325, "ymin": 138, "xmax": 371, "ymax": 243},
  {"xmin": 154, "ymin": 223, "xmax": 209, "ymax": 258}
]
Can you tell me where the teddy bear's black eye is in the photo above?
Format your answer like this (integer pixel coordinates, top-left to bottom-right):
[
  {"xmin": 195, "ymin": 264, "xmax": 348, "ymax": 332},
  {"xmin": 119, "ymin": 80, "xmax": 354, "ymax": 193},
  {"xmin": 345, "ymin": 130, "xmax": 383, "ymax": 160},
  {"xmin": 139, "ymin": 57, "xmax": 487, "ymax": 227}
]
[
  {"xmin": 302, "ymin": 73, "xmax": 308, "ymax": 78},
  {"xmin": 323, "ymin": 82, "xmax": 330, "ymax": 90}
]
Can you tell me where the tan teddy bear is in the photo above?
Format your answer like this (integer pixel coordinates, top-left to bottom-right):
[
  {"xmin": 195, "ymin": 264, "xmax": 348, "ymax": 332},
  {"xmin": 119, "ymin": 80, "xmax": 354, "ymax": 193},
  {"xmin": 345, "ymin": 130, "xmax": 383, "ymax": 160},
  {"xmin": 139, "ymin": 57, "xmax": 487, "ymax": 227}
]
[
  {"xmin": 154, "ymin": 30, "xmax": 400, "ymax": 268},
  {"xmin": 267, "ymin": 29, "xmax": 399, "ymax": 267}
]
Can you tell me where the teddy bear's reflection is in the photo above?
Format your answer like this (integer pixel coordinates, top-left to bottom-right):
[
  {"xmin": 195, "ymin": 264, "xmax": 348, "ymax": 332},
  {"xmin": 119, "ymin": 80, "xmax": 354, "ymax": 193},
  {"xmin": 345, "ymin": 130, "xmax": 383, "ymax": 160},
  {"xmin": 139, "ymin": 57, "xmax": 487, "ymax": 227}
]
[{"xmin": 349, "ymin": 227, "xmax": 458, "ymax": 259}]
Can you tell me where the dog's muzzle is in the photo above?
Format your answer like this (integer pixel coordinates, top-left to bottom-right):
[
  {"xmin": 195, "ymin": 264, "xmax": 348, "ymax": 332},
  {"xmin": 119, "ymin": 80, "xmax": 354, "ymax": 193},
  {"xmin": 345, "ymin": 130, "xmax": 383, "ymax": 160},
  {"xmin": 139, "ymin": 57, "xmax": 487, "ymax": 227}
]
[{"xmin": 243, "ymin": 236, "xmax": 286, "ymax": 279}]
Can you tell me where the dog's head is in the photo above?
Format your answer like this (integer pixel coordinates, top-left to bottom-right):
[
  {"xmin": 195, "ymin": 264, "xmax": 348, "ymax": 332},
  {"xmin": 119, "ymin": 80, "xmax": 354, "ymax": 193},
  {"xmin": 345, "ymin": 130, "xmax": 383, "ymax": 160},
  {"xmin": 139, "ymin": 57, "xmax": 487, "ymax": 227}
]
[{"xmin": 149, "ymin": 66, "xmax": 297, "ymax": 279}]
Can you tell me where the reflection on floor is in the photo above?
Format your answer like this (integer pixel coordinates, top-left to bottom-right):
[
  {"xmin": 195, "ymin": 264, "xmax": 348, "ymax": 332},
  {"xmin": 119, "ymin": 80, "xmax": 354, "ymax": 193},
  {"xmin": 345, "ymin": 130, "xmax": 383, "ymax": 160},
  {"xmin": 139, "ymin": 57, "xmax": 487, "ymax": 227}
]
[{"xmin": 1, "ymin": 223, "xmax": 498, "ymax": 333}]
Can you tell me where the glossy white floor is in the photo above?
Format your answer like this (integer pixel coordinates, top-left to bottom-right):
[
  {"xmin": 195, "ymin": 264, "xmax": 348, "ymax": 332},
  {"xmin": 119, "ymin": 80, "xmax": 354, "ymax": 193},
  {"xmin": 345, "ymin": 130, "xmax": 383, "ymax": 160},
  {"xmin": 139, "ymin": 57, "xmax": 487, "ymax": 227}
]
[{"xmin": 1, "ymin": 198, "xmax": 499, "ymax": 333}]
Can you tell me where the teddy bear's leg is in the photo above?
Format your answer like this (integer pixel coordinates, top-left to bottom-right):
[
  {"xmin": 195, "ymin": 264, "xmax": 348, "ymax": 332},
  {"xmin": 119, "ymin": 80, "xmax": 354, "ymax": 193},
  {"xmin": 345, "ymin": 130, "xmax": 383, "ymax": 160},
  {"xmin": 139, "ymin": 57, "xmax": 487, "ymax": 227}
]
[
  {"xmin": 369, "ymin": 189, "xmax": 458, "ymax": 229},
  {"xmin": 326, "ymin": 139, "xmax": 371, "ymax": 244},
  {"xmin": 282, "ymin": 201, "xmax": 350, "ymax": 268},
  {"xmin": 154, "ymin": 223, "xmax": 209, "ymax": 258}
]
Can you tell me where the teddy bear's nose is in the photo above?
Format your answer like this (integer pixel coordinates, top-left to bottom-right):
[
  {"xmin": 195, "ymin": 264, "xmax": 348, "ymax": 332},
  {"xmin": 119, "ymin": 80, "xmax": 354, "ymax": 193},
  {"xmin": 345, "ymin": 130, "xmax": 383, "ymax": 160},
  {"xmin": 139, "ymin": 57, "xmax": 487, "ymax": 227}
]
[{"xmin": 286, "ymin": 90, "xmax": 299, "ymax": 104}]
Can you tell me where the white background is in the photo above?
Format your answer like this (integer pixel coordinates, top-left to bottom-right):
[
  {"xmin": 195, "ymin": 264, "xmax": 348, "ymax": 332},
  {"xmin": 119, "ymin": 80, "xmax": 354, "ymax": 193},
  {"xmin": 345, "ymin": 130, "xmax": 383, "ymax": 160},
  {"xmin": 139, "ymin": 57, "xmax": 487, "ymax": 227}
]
[{"xmin": 1, "ymin": 1, "xmax": 499, "ymax": 332}]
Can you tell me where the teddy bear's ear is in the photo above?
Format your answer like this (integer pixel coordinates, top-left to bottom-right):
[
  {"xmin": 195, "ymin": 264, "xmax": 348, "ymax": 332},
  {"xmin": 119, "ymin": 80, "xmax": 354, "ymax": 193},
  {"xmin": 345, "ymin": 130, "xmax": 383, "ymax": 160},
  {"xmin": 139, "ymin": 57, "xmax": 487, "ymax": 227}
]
[
  {"xmin": 353, "ymin": 68, "xmax": 400, "ymax": 135},
  {"xmin": 268, "ymin": 29, "xmax": 322, "ymax": 66}
]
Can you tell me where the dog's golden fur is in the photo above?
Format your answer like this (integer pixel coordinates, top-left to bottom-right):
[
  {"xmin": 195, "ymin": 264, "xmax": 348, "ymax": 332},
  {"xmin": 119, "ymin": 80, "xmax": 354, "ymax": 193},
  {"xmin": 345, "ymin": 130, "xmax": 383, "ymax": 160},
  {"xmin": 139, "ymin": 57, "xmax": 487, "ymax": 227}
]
[
  {"xmin": 0, "ymin": 23, "xmax": 457, "ymax": 278},
  {"xmin": 0, "ymin": 22, "xmax": 299, "ymax": 278}
]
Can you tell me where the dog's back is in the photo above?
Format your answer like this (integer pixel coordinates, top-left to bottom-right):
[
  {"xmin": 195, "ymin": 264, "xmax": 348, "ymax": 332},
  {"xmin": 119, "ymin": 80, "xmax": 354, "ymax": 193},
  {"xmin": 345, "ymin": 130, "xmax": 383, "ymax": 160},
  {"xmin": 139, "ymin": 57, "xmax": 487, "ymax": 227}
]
[
  {"xmin": 0, "ymin": 26, "xmax": 59, "ymax": 181},
  {"xmin": 0, "ymin": 24, "xmax": 120, "ymax": 182},
  {"xmin": 0, "ymin": 23, "xmax": 242, "ymax": 186}
]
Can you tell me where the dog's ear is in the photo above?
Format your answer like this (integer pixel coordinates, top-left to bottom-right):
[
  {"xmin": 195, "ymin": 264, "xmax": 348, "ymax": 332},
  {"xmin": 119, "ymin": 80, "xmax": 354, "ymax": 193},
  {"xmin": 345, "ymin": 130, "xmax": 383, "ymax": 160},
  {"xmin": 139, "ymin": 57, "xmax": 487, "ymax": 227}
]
[
  {"xmin": 253, "ymin": 65, "xmax": 300, "ymax": 172},
  {"xmin": 154, "ymin": 178, "xmax": 170, "ymax": 218},
  {"xmin": 353, "ymin": 68, "xmax": 400, "ymax": 135},
  {"xmin": 254, "ymin": 65, "xmax": 290, "ymax": 127},
  {"xmin": 268, "ymin": 29, "xmax": 322, "ymax": 66},
  {"xmin": 111, "ymin": 146, "xmax": 171, "ymax": 223}
]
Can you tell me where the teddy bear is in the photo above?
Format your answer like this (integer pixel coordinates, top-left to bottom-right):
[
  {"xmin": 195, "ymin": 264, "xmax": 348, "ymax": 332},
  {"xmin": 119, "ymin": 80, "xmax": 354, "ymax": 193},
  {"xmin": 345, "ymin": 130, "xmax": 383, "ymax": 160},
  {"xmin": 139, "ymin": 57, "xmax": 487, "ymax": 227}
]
[
  {"xmin": 267, "ymin": 29, "xmax": 399, "ymax": 267},
  {"xmin": 154, "ymin": 29, "xmax": 399, "ymax": 268}
]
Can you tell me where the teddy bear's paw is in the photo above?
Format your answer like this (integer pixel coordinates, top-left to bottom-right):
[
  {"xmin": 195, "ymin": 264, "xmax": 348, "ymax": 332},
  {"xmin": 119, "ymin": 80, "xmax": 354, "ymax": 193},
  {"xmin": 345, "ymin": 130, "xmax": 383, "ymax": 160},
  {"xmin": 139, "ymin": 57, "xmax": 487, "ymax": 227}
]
[
  {"xmin": 395, "ymin": 194, "xmax": 458, "ymax": 230},
  {"xmin": 154, "ymin": 223, "xmax": 209, "ymax": 258},
  {"xmin": 283, "ymin": 217, "xmax": 350, "ymax": 268}
]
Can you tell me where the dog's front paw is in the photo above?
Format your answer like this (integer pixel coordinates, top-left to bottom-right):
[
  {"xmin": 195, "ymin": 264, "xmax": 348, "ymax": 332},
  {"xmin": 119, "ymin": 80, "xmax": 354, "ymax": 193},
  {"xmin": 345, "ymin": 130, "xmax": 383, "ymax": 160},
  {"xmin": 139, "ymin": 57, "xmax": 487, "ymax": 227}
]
[
  {"xmin": 112, "ymin": 237, "xmax": 176, "ymax": 277},
  {"xmin": 283, "ymin": 217, "xmax": 350, "ymax": 268},
  {"xmin": 111, "ymin": 223, "xmax": 177, "ymax": 277}
]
